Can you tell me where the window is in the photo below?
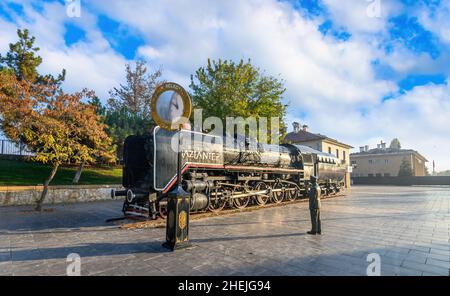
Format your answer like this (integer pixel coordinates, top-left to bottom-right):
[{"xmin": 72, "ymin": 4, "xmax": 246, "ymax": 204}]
[
  {"xmin": 369, "ymin": 159, "xmax": 373, "ymax": 164},
  {"xmin": 351, "ymin": 160, "xmax": 356, "ymax": 165},
  {"xmin": 343, "ymin": 151, "xmax": 346, "ymax": 162},
  {"xmin": 336, "ymin": 149, "xmax": 339, "ymax": 158},
  {"xmin": 384, "ymin": 173, "xmax": 391, "ymax": 177},
  {"xmin": 376, "ymin": 173, "xmax": 382, "ymax": 177},
  {"xmin": 316, "ymin": 143, "xmax": 321, "ymax": 151},
  {"xmin": 303, "ymin": 154, "xmax": 313, "ymax": 164},
  {"xmin": 368, "ymin": 174, "xmax": 374, "ymax": 177},
  {"xmin": 385, "ymin": 159, "xmax": 388, "ymax": 164},
  {"xmin": 328, "ymin": 147, "xmax": 331, "ymax": 154}
]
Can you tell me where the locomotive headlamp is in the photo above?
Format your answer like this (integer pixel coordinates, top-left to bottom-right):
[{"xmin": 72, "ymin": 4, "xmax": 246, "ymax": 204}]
[{"xmin": 150, "ymin": 82, "xmax": 192, "ymax": 131}]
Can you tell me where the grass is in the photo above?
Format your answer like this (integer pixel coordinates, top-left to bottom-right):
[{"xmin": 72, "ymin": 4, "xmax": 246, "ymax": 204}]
[{"xmin": 0, "ymin": 159, "xmax": 122, "ymax": 186}]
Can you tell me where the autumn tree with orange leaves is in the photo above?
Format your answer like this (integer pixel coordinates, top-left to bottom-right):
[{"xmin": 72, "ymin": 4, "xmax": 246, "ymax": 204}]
[
  {"xmin": 0, "ymin": 29, "xmax": 115, "ymax": 210},
  {"xmin": 0, "ymin": 71, "xmax": 115, "ymax": 210}
]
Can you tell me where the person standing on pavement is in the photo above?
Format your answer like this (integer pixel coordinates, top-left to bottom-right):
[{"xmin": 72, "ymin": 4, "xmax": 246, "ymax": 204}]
[{"xmin": 307, "ymin": 175, "xmax": 322, "ymax": 235}]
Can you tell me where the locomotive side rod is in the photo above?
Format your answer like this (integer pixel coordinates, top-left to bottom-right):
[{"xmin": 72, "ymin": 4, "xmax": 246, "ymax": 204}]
[
  {"xmin": 225, "ymin": 190, "xmax": 269, "ymax": 199},
  {"xmin": 210, "ymin": 187, "xmax": 282, "ymax": 199},
  {"xmin": 209, "ymin": 191, "xmax": 275, "ymax": 197}
]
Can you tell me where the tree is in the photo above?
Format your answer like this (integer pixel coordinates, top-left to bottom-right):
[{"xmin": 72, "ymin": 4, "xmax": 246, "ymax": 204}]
[
  {"xmin": 0, "ymin": 29, "xmax": 41, "ymax": 82},
  {"xmin": 1, "ymin": 29, "xmax": 114, "ymax": 186},
  {"xmin": 68, "ymin": 93, "xmax": 116, "ymax": 184},
  {"xmin": 0, "ymin": 28, "xmax": 65, "ymax": 85},
  {"xmin": 389, "ymin": 138, "xmax": 401, "ymax": 150},
  {"xmin": 89, "ymin": 96, "xmax": 107, "ymax": 117},
  {"xmin": 190, "ymin": 58, "xmax": 288, "ymax": 140},
  {"xmin": 398, "ymin": 158, "xmax": 413, "ymax": 177},
  {"xmin": 104, "ymin": 107, "xmax": 154, "ymax": 159},
  {"xmin": 0, "ymin": 70, "xmax": 114, "ymax": 210},
  {"xmin": 1, "ymin": 71, "xmax": 72, "ymax": 210},
  {"xmin": 70, "ymin": 95, "xmax": 116, "ymax": 184},
  {"xmin": 106, "ymin": 61, "xmax": 163, "ymax": 158},
  {"xmin": 108, "ymin": 60, "xmax": 163, "ymax": 116}
]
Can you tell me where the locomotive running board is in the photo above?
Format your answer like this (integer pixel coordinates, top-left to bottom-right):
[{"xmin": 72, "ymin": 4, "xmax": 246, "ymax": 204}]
[{"xmin": 224, "ymin": 165, "xmax": 303, "ymax": 174}]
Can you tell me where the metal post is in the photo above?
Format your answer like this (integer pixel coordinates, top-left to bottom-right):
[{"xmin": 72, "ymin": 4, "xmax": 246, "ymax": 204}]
[
  {"xmin": 162, "ymin": 128, "xmax": 192, "ymax": 251},
  {"xmin": 177, "ymin": 129, "xmax": 182, "ymax": 188}
]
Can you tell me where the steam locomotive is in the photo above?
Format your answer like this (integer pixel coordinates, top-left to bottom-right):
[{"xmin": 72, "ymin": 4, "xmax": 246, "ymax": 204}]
[{"xmin": 111, "ymin": 126, "xmax": 346, "ymax": 219}]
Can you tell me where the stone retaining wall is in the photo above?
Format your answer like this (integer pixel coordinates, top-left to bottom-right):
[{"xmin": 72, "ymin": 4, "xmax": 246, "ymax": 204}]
[{"xmin": 0, "ymin": 184, "xmax": 123, "ymax": 206}]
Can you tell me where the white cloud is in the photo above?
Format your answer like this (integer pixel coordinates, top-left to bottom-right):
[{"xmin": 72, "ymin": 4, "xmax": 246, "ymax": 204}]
[
  {"xmin": 365, "ymin": 80, "xmax": 450, "ymax": 171},
  {"xmin": 0, "ymin": 18, "xmax": 17, "ymax": 52},
  {"xmin": 40, "ymin": 45, "xmax": 125, "ymax": 96},
  {"xmin": 91, "ymin": 0, "xmax": 395, "ymax": 103},
  {"xmin": 0, "ymin": 0, "xmax": 127, "ymax": 98},
  {"xmin": 138, "ymin": 46, "xmax": 162, "ymax": 59},
  {"xmin": 87, "ymin": 0, "xmax": 450, "ymax": 170},
  {"xmin": 321, "ymin": 0, "xmax": 402, "ymax": 35},
  {"xmin": 418, "ymin": 1, "xmax": 450, "ymax": 45},
  {"xmin": 380, "ymin": 44, "xmax": 438, "ymax": 75},
  {"xmin": 2, "ymin": 0, "xmax": 450, "ymax": 170}
]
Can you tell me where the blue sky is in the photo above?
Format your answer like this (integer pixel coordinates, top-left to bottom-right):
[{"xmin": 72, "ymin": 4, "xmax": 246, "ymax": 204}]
[{"xmin": 0, "ymin": 0, "xmax": 449, "ymax": 170}]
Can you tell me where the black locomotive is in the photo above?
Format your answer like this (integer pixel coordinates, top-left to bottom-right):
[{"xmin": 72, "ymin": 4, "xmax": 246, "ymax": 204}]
[{"xmin": 111, "ymin": 126, "xmax": 346, "ymax": 219}]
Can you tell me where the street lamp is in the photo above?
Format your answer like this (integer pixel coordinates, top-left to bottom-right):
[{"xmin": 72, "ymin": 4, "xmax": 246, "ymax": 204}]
[{"xmin": 150, "ymin": 82, "xmax": 192, "ymax": 251}]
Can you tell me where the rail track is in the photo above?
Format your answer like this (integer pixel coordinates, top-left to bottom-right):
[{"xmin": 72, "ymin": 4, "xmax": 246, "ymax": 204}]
[{"xmin": 119, "ymin": 191, "xmax": 347, "ymax": 230}]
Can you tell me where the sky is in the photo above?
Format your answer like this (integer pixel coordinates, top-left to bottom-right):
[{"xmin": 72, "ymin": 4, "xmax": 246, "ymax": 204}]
[{"xmin": 0, "ymin": 0, "xmax": 449, "ymax": 171}]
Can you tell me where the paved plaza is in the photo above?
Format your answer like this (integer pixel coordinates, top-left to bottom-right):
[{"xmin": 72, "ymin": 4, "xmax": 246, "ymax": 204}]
[{"xmin": 0, "ymin": 186, "xmax": 449, "ymax": 276}]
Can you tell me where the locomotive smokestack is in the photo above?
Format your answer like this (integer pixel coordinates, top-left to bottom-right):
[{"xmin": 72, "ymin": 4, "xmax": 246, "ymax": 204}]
[
  {"xmin": 293, "ymin": 122, "xmax": 300, "ymax": 133},
  {"xmin": 302, "ymin": 125, "xmax": 309, "ymax": 132}
]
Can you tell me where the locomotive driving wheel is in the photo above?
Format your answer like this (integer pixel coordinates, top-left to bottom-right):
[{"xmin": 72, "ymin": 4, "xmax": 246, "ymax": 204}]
[
  {"xmin": 156, "ymin": 200, "xmax": 167, "ymax": 219},
  {"xmin": 285, "ymin": 184, "xmax": 300, "ymax": 201},
  {"xmin": 254, "ymin": 182, "xmax": 270, "ymax": 206},
  {"xmin": 232, "ymin": 188, "xmax": 251, "ymax": 209},
  {"xmin": 272, "ymin": 182, "xmax": 284, "ymax": 203},
  {"xmin": 335, "ymin": 185, "xmax": 341, "ymax": 193},
  {"xmin": 208, "ymin": 188, "xmax": 228, "ymax": 212},
  {"xmin": 329, "ymin": 185, "xmax": 336, "ymax": 195}
]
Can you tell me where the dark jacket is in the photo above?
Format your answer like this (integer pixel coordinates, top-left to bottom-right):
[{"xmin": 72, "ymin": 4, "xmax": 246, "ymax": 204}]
[{"xmin": 308, "ymin": 184, "xmax": 322, "ymax": 209}]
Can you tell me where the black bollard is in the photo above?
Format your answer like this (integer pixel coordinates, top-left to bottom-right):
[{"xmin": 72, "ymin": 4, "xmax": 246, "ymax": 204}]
[{"xmin": 162, "ymin": 185, "xmax": 192, "ymax": 251}]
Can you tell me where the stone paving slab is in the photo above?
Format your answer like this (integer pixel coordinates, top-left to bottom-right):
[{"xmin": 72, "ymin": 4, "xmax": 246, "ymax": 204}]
[{"xmin": 0, "ymin": 186, "xmax": 449, "ymax": 276}]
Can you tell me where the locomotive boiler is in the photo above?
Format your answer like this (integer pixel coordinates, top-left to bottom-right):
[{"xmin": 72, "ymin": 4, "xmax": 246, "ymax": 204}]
[{"xmin": 111, "ymin": 126, "xmax": 346, "ymax": 219}]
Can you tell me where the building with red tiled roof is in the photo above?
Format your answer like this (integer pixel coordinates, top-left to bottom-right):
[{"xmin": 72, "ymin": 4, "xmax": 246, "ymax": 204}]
[{"xmin": 283, "ymin": 122, "xmax": 354, "ymax": 187}]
